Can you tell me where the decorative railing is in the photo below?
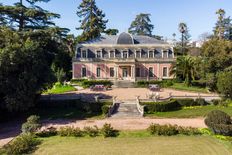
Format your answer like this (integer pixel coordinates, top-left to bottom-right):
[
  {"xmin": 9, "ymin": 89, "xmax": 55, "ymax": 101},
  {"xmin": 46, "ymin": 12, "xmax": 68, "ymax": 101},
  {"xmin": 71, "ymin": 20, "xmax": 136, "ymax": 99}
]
[
  {"xmin": 136, "ymin": 96, "xmax": 144, "ymax": 116},
  {"xmin": 108, "ymin": 96, "xmax": 118, "ymax": 117}
]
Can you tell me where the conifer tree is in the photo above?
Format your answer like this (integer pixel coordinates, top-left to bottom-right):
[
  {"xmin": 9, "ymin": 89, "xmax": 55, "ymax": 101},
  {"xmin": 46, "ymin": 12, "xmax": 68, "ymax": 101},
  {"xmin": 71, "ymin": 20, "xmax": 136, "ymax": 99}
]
[
  {"xmin": 128, "ymin": 13, "xmax": 154, "ymax": 36},
  {"xmin": 76, "ymin": 0, "xmax": 108, "ymax": 41},
  {"xmin": 0, "ymin": 0, "xmax": 60, "ymax": 31}
]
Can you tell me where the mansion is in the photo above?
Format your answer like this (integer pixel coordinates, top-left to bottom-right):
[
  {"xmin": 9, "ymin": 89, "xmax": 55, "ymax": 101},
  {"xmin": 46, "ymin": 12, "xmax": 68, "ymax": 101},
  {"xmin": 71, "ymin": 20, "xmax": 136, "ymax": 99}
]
[{"xmin": 72, "ymin": 32, "xmax": 176, "ymax": 82}]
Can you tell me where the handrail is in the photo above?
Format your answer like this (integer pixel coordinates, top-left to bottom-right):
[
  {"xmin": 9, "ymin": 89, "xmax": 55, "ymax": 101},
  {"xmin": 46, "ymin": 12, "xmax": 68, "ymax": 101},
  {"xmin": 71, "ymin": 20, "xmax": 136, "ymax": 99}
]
[{"xmin": 108, "ymin": 96, "xmax": 118, "ymax": 117}]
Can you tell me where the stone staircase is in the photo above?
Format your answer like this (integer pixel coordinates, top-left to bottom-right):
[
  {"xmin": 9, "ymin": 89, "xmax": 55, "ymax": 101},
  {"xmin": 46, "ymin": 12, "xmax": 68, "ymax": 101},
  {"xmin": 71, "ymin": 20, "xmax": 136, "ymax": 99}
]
[
  {"xmin": 113, "ymin": 80, "xmax": 135, "ymax": 88},
  {"xmin": 110, "ymin": 100, "xmax": 141, "ymax": 118}
]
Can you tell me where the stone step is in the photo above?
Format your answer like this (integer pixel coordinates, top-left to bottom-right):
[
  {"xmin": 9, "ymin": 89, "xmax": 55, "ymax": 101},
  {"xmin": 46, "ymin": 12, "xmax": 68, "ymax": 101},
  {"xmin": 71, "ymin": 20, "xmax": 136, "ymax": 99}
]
[
  {"xmin": 110, "ymin": 103, "xmax": 141, "ymax": 118},
  {"xmin": 113, "ymin": 81, "xmax": 135, "ymax": 88}
]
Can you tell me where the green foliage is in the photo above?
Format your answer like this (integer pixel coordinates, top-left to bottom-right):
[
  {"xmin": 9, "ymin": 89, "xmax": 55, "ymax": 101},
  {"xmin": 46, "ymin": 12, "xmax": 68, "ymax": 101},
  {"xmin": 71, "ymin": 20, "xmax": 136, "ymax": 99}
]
[
  {"xmin": 195, "ymin": 98, "xmax": 208, "ymax": 106},
  {"xmin": 101, "ymin": 123, "xmax": 119, "ymax": 138},
  {"xmin": 148, "ymin": 124, "xmax": 201, "ymax": 136},
  {"xmin": 83, "ymin": 126, "xmax": 99, "ymax": 137},
  {"xmin": 205, "ymin": 110, "xmax": 232, "ymax": 136},
  {"xmin": 58, "ymin": 126, "xmax": 83, "ymax": 137},
  {"xmin": 101, "ymin": 105, "xmax": 110, "ymax": 116},
  {"xmin": 0, "ymin": 0, "xmax": 60, "ymax": 30},
  {"xmin": 128, "ymin": 13, "xmax": 154, "ymax": 36},
  {"xmin": 76, "ymin": 79, "xmax": 113, "ymax": 88},
  {"xmin": 142, "ymin": 100, "xmax": 181, "ymax": 113},
  {"xmin": 21, "ymin": 115, "xmax": 41, "ymax": 133},
  {"xmin": 170, "ymin": 56, "xmax": 198, "ymax": 86},
  {"xmin": 3, "ymin": 133, "xmax": 40, "ymax": 155},
  {"xmin": 136, "ymin": 80, "xmax": 173, "ymax": 88},
  {"xmin": 217, "ymin": 71, "xmax": 232, "ymax": 99},
  {"xmin": 76, "ymin": 0, "xmax": 108, "ymax": 41},
  {"xmin": 104, "ymin": 29, "xmax": 119, "ymax": 35},
  {"xmin": 175, "ymin": 98, "xmax": 196, "ymax": 107},
  {"xmin": 44, "ymin": 82, "xmax": 76, "ymax": 94},
  {"xmin": 36, "ymin": 127, "xmax": 57, "ymax": 137}
]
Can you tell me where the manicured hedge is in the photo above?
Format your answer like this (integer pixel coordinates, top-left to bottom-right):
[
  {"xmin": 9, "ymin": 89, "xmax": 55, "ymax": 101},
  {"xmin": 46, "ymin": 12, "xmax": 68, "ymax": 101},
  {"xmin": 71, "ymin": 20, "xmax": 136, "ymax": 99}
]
[
  {"xmin": 136, "ymin": 80, "xmax": 173, "ymax": 88},
  {"xmin": 142, "ymin": 100, "xmax": 181, "ymax": 113},
  {"xmin": 71, "ymin": 79, "xmax": 113, "ymax": 88},
  {"xmin": 205, "ymin": 110, "xmax": 232, "ymax": 136},
  {"xmin": 142, "ymin": 98, "xmax": 209, "ymax": 113}
]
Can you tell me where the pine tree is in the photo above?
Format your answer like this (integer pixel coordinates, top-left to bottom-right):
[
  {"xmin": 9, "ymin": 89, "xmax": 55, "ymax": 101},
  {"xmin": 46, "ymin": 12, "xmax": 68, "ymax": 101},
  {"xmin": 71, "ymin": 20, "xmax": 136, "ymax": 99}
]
[
  {"xmin": 178, "ymin": 22, "xmax": 191, "ymax": 55},
  {"xmin": 0, "ymin": 0, "xmax": 60, "ymax": 31},
  {"xmin": 77, "ymin": 0, "xmax": 108, "ymax": 41},
  {"xmin": 128, "ymin": 13, "xmax": 154, "ymax": 36}
]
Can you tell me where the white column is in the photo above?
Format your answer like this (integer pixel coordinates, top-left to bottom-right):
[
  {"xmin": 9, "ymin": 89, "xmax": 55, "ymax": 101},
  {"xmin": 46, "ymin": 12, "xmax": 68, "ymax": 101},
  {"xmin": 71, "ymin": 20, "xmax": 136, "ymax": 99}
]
[
  {"xmin": 161, "ymin": 49, "xmax": 164, "ymax": 58},
  {"xmin": 121, "ymin": 51, "xmax": 123, "ymax": 58}
]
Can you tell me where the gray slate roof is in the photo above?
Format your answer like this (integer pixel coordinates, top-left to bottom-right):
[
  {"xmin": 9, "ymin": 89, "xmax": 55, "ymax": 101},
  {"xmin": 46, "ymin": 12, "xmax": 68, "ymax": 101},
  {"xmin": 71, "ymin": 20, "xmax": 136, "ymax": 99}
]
[{"xmin": 81, "ymin": 33, "xmax": 168, "ymax": 45}]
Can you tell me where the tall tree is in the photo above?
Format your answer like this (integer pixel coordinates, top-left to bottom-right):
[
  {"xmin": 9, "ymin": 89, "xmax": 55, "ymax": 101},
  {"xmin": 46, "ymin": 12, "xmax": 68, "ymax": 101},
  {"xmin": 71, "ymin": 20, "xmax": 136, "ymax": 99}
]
[
  {"xmin": 128, "ymin": 13, "xmax": 154, "ymax": 36},
  {"xmin": 76, "ymin": 0, "xmax": 108, "ymax": 41},
  {"xmin": 0, "ymin": 0, "xmax": 60, "ymax": 31},
  {"xmin": 178, "ymin": 22, "xmax": 191, "ymax": 55},
  {"xmin": 214, "ymin": 9, "xmax": 232, "ymax": 40}
]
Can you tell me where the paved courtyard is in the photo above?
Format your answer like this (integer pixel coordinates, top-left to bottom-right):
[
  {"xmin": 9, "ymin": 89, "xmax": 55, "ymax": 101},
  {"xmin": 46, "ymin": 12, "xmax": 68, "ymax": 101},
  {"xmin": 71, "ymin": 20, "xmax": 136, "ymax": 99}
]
[{"xmin": 76, "ymin": 88, "xmax": 219, "ymax": 100}]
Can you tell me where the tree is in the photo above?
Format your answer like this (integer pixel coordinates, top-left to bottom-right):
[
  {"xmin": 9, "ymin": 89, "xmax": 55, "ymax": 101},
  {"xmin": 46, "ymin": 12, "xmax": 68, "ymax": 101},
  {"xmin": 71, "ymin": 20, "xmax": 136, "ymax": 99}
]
[
  {"xmin": 104, "ymin": 28, "xmax": 119, "ymax": 35},
  {"xmin": 217, "ymin": 71, "xmax": 232, "ymax": 99},
  {"xmin": 178, "ymin": 22, "xmax": 191, "ymax": 55},
  {"xmin": 76, "ymin": 0, "xmax": 108, "ymax": 41},
  {"xmin": 214, "ymin": 9, "xmax": 232, "ymax": 40},
  {"xmin": 21, "ymin": 115, "xmax": 41, "ymax": 133},
  {"xmin": 170, "ymin": 56, "xmax": 198, "ymax": 86},
  {"xmin": 128, "ymin": 13, "xmax": 154, "ymax": 36},
  {"xmin": 0, "ymin": 0, "xmax": 60, "ymax": 31}
]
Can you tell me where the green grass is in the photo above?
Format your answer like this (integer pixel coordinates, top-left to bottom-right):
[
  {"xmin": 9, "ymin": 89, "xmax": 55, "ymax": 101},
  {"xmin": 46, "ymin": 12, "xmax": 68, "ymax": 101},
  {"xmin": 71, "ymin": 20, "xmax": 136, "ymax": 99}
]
[
  {"xmin": 29, "ymin": 107, "xmax": 104, "ymax": 120},
  {"xmin": 33, "ymin": 134, "xmax": 232, "ymax": 155},
  {"xmin": 146, "ymin": 105, "xmax": 232, "ymax": 118},
  {"xmin": 43, "ymin": 84, "xmax": 76, "ymax": 94},
  {"xmin": 169, "ymin": 83, "xmax": 209, "ymax": 93}
]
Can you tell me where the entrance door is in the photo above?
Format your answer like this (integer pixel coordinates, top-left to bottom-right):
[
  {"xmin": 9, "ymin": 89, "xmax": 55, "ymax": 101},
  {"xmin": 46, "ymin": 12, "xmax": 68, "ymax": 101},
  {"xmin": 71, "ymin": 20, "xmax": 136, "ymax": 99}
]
[{"xmin": 122, "ymin": 68, "xmax": 128, "ymax": 80}]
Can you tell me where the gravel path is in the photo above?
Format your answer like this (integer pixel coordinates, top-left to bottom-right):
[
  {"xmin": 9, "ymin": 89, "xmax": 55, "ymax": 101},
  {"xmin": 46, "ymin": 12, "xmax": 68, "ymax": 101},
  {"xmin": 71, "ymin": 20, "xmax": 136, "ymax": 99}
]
[{"xmin": 41, "ymin": 118, "xmax": 207, "ymax": 131}]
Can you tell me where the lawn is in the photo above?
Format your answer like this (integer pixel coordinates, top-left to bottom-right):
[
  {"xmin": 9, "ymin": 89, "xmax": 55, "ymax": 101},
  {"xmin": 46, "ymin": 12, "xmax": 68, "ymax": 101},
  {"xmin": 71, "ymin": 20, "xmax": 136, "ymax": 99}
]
[
  {"xmin": 146, "ymin": 106, "xmax": 232, "ymax": 118},
  {"xmin": 169, "ymin": 83, "xmax": 209, "ymax": 93},
  {"xmin": 43, "ymin": 84, "xmax": 76, "ymax": 94},
  {"xmin": 33, "ymin": 134, "xmax": 232, "ymax": 155}
]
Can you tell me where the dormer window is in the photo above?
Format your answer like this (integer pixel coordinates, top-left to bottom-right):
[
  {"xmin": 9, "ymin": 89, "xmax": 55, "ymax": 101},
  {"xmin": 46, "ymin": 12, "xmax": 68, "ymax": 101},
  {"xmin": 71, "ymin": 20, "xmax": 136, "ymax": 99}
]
[
  {"xmin": 96, "ymin": 51, "xmax": 101, "ymax": 58},
  {"xmin": 110, "ymin": 51, "xmax": 115, "ymax": 58},
  {"xmin": 136, "ymin": 51, "xmax": 141, "ymax": 58},
  {"xmin": 82, "ymin": 50, "xmax": 87, "ymax": 58},
  {"xmin": 149, "ymin": 51, "xmax": 154, "ymax": 58},
  {"xmin": 123, "ymin": 51, "xmax": 128, "ymax": 58}
]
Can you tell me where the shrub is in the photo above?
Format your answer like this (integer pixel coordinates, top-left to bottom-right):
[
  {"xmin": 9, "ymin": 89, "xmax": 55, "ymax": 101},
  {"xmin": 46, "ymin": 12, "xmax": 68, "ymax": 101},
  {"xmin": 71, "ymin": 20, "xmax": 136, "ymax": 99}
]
[
  {"xmin": 36, "ymin": 127, "xmax": 57, "ymax": 137},
  {"xmin": 142, "ymin": 100, "xmax": 181, "ymax": 113},
  {"xmin": 101, "ymin": 123, "xmax": 119, "ymax": 138},
  {"xmin": 136, "ymin": 80, "xmax": 173, "ymax": 88},
  {"xmin": 147, "ymin": 124, "xmax": 201, "ymax": 136},
  {"xmin": 21, "ymin": 115, "xmax": 41, "ymax": 133},
  {"xmin": 205, "ymin": 110, "xmax": 232, "ymax": 136},
  {"xmin": 83, "ymin": 126, "xmax": 99, "ymax": 137},
  {"xmin": 175, "ymin": 98, "xmax": 196, "ymax": 107},
  {"xmin": 195, "ymin": 98, "xmax": 208, "ymax": 106},
  {"xmin": 58, "ymin": 126, "xmax": 83, "ymax": 137},
  {"xmin": 211, "ymin": 99, "xmax": 221, "ymax": 106},
  {"xmin": 217, "ymin": 71, "xmax": 232, "ymax": 99},
  {"xmin": 147, "ymin": 124, "xmax": 178, "ymax": 136},
  {"xmin": 4, "ymin": 133, "xmax": 40, "ymax": 155},
  {"xmin": 101, "ymin": 105, "xmax": 110, "ymax": 116}
]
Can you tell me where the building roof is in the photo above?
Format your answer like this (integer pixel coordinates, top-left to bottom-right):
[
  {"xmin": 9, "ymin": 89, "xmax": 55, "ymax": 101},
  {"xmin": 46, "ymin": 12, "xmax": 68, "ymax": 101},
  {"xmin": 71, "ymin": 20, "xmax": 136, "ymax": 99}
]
[{"xmin": 81, "ymin": 32, "xmax": 168, "ymax": 45}]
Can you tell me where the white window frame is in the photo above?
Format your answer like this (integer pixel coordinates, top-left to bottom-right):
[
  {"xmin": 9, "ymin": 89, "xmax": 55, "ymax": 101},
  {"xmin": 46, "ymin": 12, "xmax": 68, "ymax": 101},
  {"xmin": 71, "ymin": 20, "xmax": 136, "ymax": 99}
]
[
  {"xmin": 81, "ymin": 67, "xmax": 87, "ymax": 77},
  {"xmin": 96, "ymin": 67, "xmax": 101, "ymax": 78},
  {"xmin": 81, "ymin": 50, "xmax": 87, "ymax": 58},
  {"xmin": 162, "ymin": 67, "xmax": 169, "ymax": 78}
]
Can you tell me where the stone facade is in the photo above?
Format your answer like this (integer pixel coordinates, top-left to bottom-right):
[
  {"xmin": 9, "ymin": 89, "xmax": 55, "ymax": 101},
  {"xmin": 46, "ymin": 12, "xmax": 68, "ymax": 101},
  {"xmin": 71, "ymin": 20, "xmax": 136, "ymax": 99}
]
[{"xmin": 72, "ymin": 32, "xmax": 176, "ymax": 81}]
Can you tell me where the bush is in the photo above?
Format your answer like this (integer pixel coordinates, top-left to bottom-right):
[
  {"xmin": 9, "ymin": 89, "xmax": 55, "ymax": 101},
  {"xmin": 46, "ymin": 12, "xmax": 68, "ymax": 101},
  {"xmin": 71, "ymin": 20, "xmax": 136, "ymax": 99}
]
[
  {"xmin": 83, "ymin": 126, "xmax": 99, "ymax": 137},
  {"xmin": 101, "ymin": 123, "xmax": 119, "ymax": 138},
  {"xmin": 147, "ymin": 124, "xmax": 201, "ymax": 136},
  {"xmin": 205, "ymin": 110, "xmax": 232, "ymax": 136},
  {"xmin": 211, "ymin": 99, "xmax": 221, "ymax": 106},
  {"xmin": 101, "ymin": 105, "xmax": 110, "ymax": 116},
  {"xmin": 136, "ymin": 80, "xmax": 173, "ymax": 88},
  {"xmin": 142, "ymin": 100, "xmax": 181, "ymax": 113},
  {"xmin": 36, "ymin": 127, "xmax": 57, "ymax": 137},
  {"xmin": 58, "ymin": 126, "xmax": 83, "ymax": 137},
  {"xmin": 4, "ymin": 133, "xmax": 40, "ymax": 155},
  {"xmin": 217, "ymin": 71, "xmax": 232, "ymax": 99},
  {"xmin": 21, "ymin": 115, "xmax": 41, "ymax": 133},
  {"xmin": 175, "ymin": 98, "xmax": 196, "ymax": 107},
  {"xmin": 195, "ymin": 98, "xmax": 208, "ymax": 106}
]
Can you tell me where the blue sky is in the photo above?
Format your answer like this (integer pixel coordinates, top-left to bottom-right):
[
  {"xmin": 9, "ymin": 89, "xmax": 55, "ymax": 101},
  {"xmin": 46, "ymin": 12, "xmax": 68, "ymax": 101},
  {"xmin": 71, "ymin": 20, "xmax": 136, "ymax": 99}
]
[{"xmin": 2, "ymin": 0, "xmax": 232, "ymax": 40}]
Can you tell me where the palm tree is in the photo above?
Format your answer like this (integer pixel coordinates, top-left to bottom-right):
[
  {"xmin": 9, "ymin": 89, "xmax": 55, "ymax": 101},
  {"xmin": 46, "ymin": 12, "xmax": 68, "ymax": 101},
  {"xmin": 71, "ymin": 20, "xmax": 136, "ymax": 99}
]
[{"xmin": 170, "ymin": 56, "xmax": 198, "ymax": 86}]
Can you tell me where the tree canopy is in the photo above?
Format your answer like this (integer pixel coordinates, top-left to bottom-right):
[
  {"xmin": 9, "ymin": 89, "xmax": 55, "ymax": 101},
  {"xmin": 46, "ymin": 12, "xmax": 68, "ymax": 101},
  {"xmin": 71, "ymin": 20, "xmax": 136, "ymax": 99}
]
[
  {"xmin": 0, "ymin": 0, "xmax": 60, "ymax": 31},
  {"xmin": 128, "ymin": 13, "xmax": 154, "ymax": 36},
  {"xmin": 76, "ymin": 0, "xmax": 108, "ymax": 41}
]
